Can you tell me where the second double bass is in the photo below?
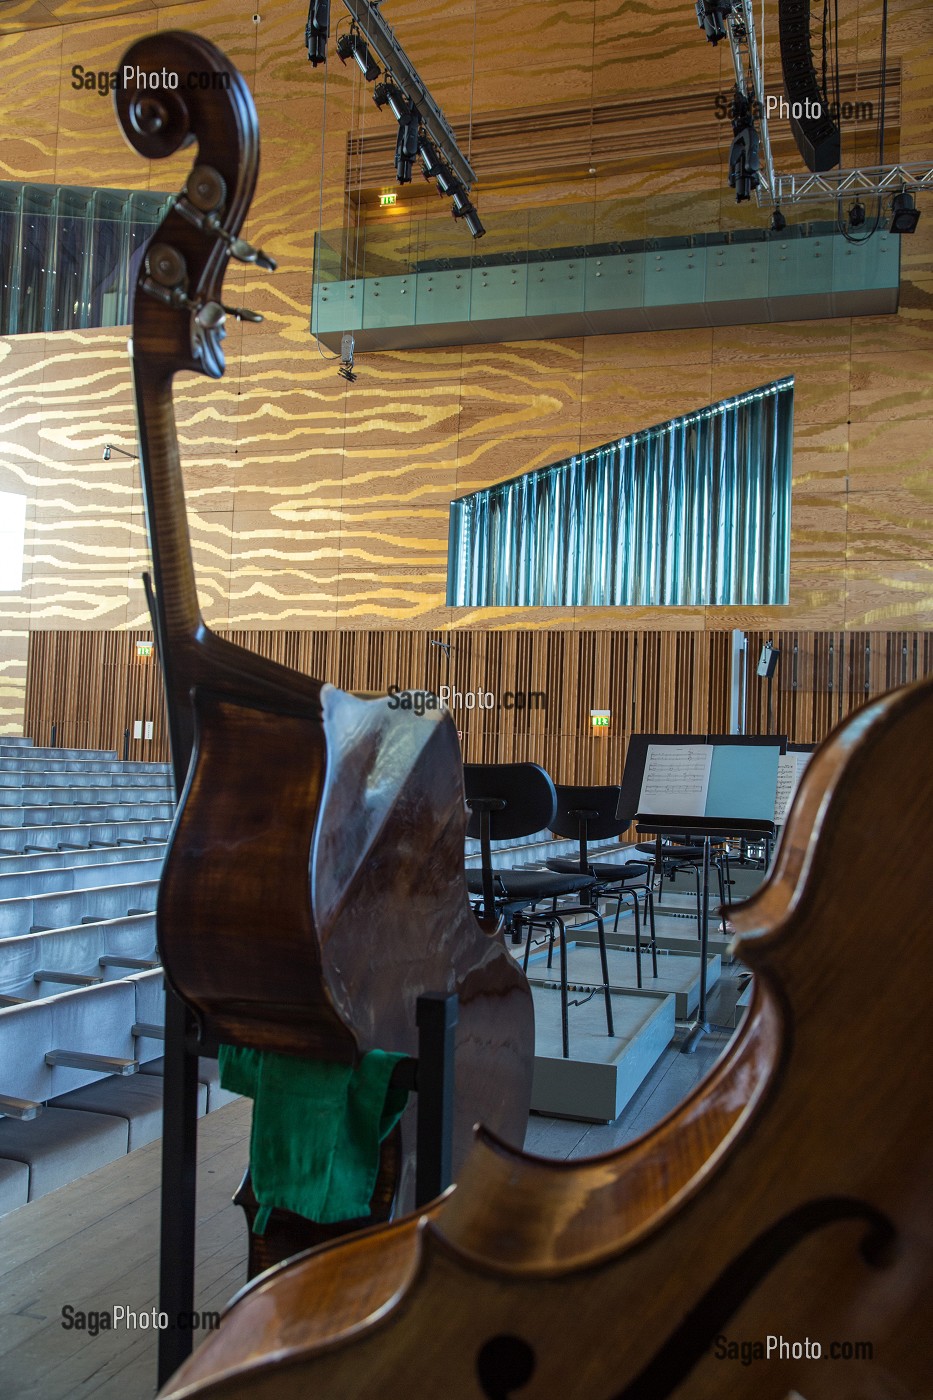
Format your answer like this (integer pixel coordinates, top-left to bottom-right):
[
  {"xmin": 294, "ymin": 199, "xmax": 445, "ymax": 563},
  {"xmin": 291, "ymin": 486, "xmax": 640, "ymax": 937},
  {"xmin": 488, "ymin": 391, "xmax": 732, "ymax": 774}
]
[{"xmin": 115, "ymin": 29, "xmax": 533, "ymax": 1218}]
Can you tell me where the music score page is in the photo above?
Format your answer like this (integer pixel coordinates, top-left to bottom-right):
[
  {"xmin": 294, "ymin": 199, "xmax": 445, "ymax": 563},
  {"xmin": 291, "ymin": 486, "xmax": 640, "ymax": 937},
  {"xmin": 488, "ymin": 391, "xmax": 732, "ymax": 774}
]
[{"xmin": 637, "ymin": 744, "xmax": 713, "ymax": 817}]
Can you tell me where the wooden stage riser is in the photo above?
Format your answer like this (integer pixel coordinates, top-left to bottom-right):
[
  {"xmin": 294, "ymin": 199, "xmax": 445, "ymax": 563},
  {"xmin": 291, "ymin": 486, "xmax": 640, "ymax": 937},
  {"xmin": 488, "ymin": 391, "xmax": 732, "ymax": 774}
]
[{"xmin": 23, "ymin": 628, "xmax": 932, "ymax": 779}]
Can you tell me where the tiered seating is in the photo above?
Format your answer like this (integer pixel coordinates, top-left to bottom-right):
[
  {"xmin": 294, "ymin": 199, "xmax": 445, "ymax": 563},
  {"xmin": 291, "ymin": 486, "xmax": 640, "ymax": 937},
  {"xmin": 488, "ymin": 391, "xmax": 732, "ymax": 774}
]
[{"xmin": 0, "ymin": 738, "xmax": 233, "ymax": 1217}]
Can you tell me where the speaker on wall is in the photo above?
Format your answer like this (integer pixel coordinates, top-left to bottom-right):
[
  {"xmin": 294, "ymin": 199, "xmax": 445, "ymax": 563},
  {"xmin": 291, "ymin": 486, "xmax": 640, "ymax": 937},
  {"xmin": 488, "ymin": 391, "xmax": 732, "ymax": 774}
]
[
  {"xmin": 757, "ymin": 643, "xmax": 780, "ymax": 680},
  {"xmin": 778, "ymin": 0, "xmax": 841, "ymax": 171}
]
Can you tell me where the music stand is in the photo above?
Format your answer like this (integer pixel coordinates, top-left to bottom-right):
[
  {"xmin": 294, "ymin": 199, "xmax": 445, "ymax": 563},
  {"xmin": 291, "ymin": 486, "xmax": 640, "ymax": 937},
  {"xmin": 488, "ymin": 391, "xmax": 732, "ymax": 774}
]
[{"xmin": 618, "ymin": 734, "xmax": 782, "ymax": 1053}]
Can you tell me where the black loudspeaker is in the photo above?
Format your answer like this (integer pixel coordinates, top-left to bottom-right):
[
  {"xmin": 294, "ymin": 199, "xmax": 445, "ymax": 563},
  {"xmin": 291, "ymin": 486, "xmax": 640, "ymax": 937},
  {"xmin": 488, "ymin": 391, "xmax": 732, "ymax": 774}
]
[{"xmin": 778, "ymin": 0, "xmax": 841, "ymax": 171}]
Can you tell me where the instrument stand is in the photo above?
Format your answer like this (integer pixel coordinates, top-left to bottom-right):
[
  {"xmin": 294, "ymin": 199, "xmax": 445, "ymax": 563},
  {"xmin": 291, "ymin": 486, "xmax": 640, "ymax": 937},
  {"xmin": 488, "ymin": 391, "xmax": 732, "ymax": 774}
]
[{"xmin": 157, "ymin": 991, "xmax": 459, "ymax": 1388}]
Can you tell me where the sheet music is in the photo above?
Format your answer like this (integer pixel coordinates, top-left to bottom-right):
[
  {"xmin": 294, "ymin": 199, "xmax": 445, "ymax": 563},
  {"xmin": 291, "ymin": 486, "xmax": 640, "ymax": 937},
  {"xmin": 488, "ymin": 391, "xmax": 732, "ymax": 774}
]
[
  {"xmin": 774, "ymin": 752, "xmax": 811, "ymax": 824},
  {"xmin": 638, "ymin": 743, "xmax": 713, "ymax": 817}
]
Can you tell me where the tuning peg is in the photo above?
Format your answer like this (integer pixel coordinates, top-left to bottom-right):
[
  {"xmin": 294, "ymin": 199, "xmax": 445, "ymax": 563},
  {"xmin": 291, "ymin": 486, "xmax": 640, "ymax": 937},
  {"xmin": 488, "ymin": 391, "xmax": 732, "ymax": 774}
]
[
  {"xmin": 226, "ymin": 236, "xmax": 278, "ymax": 272},
  {"xmin": 195, "ymin": 300, "xmax": 264, "ymax": 327}
]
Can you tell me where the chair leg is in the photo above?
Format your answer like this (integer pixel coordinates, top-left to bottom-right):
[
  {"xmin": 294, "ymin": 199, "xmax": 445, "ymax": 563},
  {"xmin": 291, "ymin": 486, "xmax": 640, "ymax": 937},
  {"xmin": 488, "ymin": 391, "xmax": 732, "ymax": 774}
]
[
  {"xmin": 611, "ymin": 890, "xmax": 624, "ymax": 934},
  {"xmin": 632, "ymin": 891, "xmax": 642, "ymax": 989},
  {"xmin": 716, "ymin": 859, "xmax": 726, "ymax": 912},
  {"xmin": 645, "ymin": 886, "xmax": 658, "ymax": 978},
  {"xmin": 521, "ymin": 917, "xmax": 532, "ymax": 973},
  {"xmin": 594, "ymin": 911, "xmax": 614, "ymax": 1037},
  {"xmin": 557, "ymin": 916, "xmax": 569, "ymax": 1059},
  {"xmin": 546, "ymin": 923, "xmax": 555, "ymax": 969},
  {"xmin": 693, "ymin": 865, "xmax": 702, "ymax": 939}
]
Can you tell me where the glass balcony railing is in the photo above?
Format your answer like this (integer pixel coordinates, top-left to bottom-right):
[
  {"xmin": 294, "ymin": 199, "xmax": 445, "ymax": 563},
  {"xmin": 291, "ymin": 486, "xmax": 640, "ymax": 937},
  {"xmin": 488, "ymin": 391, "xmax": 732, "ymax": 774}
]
[
  {"xmin": 313, "ymin": 188, "xmax": 859, "ymax": 287},
  {"xmin": 0, "ymin": 183, "xmax": 171, "ymax": 335}
]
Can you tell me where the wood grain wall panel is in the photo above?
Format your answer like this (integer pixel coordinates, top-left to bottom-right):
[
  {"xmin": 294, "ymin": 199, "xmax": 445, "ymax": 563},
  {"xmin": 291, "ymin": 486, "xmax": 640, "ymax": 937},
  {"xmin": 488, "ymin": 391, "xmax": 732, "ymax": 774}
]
[
  {"xmin": 23, "ymin": 626, "xmax": 805, "ymax": 777},
  {"xmin": 0, "ymin": 0, "xmax": 931, "ymax": 735}
]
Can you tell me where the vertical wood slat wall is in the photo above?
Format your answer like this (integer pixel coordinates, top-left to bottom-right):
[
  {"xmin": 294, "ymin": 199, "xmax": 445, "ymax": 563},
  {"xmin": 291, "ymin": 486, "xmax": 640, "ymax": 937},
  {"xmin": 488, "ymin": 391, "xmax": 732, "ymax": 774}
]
[{"xmin": 23, "ymin": 629, "xmax": 931, "ymax": 780}]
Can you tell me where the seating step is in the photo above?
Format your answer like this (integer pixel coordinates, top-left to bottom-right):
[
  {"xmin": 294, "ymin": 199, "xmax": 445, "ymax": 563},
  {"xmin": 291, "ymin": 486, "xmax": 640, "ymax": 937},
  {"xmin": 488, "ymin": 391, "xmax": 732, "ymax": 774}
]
[{"xmin": 0, "ymin": 820, "xmax": 172, "ymax": 853}]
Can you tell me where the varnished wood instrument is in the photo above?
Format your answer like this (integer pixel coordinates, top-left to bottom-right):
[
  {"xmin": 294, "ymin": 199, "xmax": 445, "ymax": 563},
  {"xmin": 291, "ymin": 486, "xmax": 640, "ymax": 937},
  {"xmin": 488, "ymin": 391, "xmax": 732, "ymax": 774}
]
[
  {"xmin": 114, "ymin": 30, "xmax": 533, "ymax": 1218},
  {"xmin": 161, "ymin": 671, "xmax": 933, "ymax": 1398}
]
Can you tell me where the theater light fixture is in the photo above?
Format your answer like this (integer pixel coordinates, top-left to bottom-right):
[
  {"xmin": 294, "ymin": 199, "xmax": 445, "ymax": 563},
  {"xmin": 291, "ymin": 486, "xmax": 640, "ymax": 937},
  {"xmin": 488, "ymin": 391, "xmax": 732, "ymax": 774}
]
[
  {"xmin": 335, "ymin": 25, "xmax": 379, "ymax": 81},
  {"xmin": 729, "ymin": 90, "xmax": 761, "ymax": 203},
  {"xmin": 848, "ymin": 200, "xmax": 867, "ymax": 229},
  {"xmin": 890, "ymin": 190, "xmax": 921, "ymax": 234},
  {"xmin": 695, "ymin": 0, "xmax": 733, "ymax": 46},
  {"xmin": 770, "ymin": 207, "xmax": 786, "ymax": 232},
  {"xmin": 373, "ymin": 77, "xmax": 408, "ymax": 122},
  {"xmin": 395, "ymin": 107, "xmax": 421, "ymax": 184},
  {"xmin": 305, "ymin": 0, "xmax": 330, "ymax": 66}
]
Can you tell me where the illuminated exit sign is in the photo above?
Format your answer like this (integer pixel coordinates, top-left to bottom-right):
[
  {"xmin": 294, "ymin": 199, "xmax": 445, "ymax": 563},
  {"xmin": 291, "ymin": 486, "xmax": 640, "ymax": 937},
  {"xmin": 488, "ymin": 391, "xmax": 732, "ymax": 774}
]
[
  {"xmin": 590, "ymin": 710, "xmax": 611, "ymax": 730},
  {"xmin": 379, "ymin": 192, "xmax": 397, "ymax": 207},
  {"xmin": 136, "ymin": 640, "xmax": 154, "ymax": 659}
]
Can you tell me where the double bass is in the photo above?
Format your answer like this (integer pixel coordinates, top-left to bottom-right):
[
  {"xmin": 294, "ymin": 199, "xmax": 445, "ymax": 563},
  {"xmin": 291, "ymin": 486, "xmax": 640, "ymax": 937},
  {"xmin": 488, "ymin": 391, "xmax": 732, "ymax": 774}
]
[
  {"xmin": 114, "ymin": 30, "xmax": 533, "ymax": 1222},
  {"xmin": 161, "ymin": 674, "xmax": 933, "ymax": 1399}
]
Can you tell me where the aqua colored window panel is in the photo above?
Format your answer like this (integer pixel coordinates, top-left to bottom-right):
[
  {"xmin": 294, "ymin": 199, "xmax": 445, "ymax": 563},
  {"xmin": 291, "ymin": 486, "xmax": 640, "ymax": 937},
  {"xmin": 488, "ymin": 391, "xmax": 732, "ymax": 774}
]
[{"xmin": 447, "ymin": 378, "xmax": 793, "ymax": 608}]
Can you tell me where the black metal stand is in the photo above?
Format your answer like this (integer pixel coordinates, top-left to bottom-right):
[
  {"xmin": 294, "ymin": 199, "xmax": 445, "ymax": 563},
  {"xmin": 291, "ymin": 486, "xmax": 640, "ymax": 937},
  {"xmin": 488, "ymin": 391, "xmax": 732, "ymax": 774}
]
[
  {"xmin": 681, "ymin": 835, "xmax": 713, "ymax": 1054},
  {"xmin": 635, "ymin": 817, "xmax": 775, "ymax": 1057},
  {"xmin": 156, "ymin": 992, "xmax": 458, "ymax": 1388}
]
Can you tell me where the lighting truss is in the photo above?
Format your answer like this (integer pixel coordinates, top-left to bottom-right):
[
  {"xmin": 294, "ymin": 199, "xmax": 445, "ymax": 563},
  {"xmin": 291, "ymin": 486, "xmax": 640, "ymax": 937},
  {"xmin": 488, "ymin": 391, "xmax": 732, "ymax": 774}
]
[
  {"xmin": 341, "ymin": 0, "xmax": 477, "ymax": 193},
  {"xmin": 770, "ymin": 161, "xmax": 933, "ymax": 205}
]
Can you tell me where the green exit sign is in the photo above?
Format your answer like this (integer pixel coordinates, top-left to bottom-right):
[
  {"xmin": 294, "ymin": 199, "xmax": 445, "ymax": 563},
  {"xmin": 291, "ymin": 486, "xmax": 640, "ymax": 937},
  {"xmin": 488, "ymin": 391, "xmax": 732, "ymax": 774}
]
[
  {"xmin": 379, "ymin": 192, "xmax": 397, "ymax": 207},
  {"xmin": 590, "ymin": 710, "xmax": 611, "ymax": 728}
]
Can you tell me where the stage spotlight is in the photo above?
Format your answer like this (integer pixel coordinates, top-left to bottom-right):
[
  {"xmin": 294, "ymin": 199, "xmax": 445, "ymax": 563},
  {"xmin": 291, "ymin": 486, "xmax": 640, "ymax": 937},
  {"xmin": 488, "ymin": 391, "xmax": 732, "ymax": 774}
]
[
  {"xmin": 695, "ymin": 0, "xmax": 733, "ymax": 46},
  {"xmin": 728, "ymin": 91, "xmax": 761, "ymax": 203},
  {"xmin": 373, "ymin": 78, "xmax": 407, "ymax": 122},
  {"xmin": 418, "ymin": 135, "xmax": 442, "ymax": 180},
  {"xmin": 305, "ymin": 0, "xmax": 330, "ymax": 66},
  {"xmin": 770, "ymin": 208, "xmax": 786, "ymax": 232},
  {"xmin": 848, "ymin": 200, "xmax": 866, "ymax": 229},
  {"xmin": 890, "ymin": 191, "xmax": 921, "ymax": 234},
  {"xmin": 395, "ymin": 108, "xmax": 420, "ymax": 183},
  {"xmin": 335, "ymin": 26, "xmax": 379, "ymax": 82},
  {"xmin": 452, "ymin": 200, "xmax": 486, "ymax": 239}
]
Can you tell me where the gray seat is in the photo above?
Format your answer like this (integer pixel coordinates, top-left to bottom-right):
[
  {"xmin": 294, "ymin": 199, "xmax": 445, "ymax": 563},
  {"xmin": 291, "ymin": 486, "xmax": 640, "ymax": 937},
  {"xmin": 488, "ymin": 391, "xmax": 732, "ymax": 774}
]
[
  {"xmin": 51, "ymin": 1072, "xmax": 206, "ymax": 1148},
  {"xmin": 0, "ymin": 1106, "xmax": 127, "ymax": 1200}
]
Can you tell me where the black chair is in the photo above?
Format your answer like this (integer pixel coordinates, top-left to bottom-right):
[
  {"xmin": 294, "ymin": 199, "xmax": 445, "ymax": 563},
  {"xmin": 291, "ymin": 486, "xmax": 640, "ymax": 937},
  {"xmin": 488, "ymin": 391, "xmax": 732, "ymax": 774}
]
[
  {"xmin": 463, "ymin": 763, "xmax": 614, "ymax": 1058},
  {"xmin": 546, "ymin": 785, "xmax": 658, "ymax": 988}
]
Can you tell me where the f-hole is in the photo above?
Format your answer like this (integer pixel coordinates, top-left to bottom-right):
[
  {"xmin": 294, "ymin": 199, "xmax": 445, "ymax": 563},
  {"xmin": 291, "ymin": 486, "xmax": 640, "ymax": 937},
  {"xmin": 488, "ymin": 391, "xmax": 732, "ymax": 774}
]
[{"xmin": 476, "ymin": 1334, "xmax": 536, "ymax": 1399}]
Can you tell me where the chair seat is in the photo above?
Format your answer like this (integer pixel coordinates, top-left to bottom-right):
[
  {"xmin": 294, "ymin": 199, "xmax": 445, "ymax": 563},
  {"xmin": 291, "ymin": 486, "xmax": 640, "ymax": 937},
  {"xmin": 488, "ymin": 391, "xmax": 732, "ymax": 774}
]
[
  {"xmin": 635, "ymin": 841, "xmax": 705, "ymax": 861},
  {"xmin": 590, "ymin": 861, "xmax": 651, "ymax": 882},
  {"xmin": 546, "ymin": 858, "xmax": 650, "ymax": 884},
  {"xmin": 466, "ymin": 868, "xmax": 594, "ymax": 901}
]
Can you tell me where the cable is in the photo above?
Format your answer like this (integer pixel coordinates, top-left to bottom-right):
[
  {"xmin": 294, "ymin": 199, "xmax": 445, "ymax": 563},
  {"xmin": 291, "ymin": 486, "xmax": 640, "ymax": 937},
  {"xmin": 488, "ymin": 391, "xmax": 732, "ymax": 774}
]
[
  {"xmin": 836, "ymin": 0, "xmax": 887, "ymax": 245},
  {"xmin": 311, "ymin": 51, "xmax": 341, "ymax": 359}
]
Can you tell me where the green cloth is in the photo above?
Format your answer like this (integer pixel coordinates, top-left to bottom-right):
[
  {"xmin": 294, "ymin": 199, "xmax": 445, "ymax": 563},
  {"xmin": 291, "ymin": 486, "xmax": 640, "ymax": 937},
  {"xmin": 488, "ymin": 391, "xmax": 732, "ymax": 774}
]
[{"xmin": 218, "ymin": 1043, "xmax": 409, "ymax": 1227}]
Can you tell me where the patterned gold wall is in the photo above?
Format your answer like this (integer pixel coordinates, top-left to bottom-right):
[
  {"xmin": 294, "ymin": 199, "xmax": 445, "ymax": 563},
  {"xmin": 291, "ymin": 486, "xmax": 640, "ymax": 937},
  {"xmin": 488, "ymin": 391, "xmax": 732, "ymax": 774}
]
[{"xmin": 0, "ymin": 0, "xmax": 931, "ymax": 736}]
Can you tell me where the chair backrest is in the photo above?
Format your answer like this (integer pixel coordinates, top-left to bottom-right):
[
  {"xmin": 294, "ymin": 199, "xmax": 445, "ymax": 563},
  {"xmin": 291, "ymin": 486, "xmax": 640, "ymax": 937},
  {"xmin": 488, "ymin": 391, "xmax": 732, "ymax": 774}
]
[
  {"xmin": 550, "ymin": 786, "xmax": 630, "ymax": 842},
  {"xmin": 463, "ymin": 764, "xmax": 558, "ymax": 842}
]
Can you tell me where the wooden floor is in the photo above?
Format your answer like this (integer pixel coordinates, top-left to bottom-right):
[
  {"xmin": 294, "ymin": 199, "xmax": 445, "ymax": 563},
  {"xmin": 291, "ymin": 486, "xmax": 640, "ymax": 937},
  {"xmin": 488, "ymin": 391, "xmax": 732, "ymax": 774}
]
[{"xmin": 0, "ymin": 940, "xmax": 745, "ymax": 1400}]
